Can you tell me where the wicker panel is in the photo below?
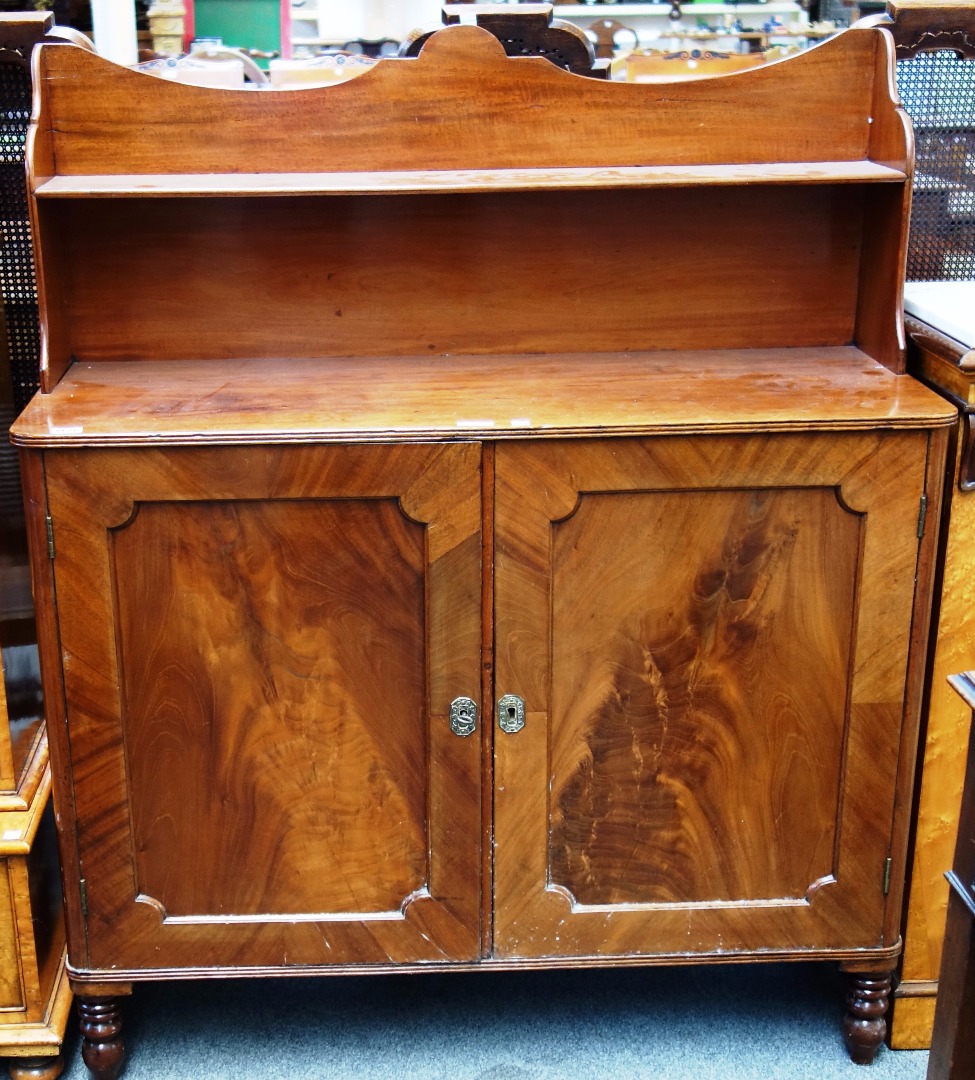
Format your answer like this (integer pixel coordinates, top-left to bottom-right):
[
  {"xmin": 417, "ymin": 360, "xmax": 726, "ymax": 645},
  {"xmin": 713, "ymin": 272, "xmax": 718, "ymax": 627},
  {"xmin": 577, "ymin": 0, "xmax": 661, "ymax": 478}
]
[
  {"xmin": 898, "ymin": 50, "xmax": 975, "ymax": 281},
  {"xmin": 0, "ymin": 60, "xmax": 38, "ymax": 413},
  {"xmin": 0, "ymin": 57, "xmax": 37, "ymax": 538}
]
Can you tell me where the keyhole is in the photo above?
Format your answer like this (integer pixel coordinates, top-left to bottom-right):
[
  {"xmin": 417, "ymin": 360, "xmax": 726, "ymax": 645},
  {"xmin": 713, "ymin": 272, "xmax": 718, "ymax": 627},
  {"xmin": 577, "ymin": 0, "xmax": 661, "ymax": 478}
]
[{"xmin": 499, "ymin": 694, "xmax": 524, "ymax": 733}]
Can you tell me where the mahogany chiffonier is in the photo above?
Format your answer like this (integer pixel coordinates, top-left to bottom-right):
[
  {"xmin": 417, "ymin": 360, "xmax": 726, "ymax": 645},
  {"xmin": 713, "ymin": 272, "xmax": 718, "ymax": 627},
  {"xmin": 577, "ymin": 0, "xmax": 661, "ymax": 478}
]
[{"xmin": 8, "ymin": 17, "xmax": 957, "ymax": 1078}]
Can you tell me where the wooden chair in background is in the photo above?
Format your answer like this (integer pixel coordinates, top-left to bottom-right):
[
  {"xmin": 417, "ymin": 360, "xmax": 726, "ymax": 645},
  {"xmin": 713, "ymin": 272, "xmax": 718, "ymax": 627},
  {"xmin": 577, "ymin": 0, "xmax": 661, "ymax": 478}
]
[
  {"xmin": 402, "ymin": 2, "xmax": 610, "ymax": 78},
  {"xmin": 626, "ymin": 48, "xmax": 767, "ymax": 82},
  {"xmin": 587, "ymin": 17, "xmax": 639, "ymax": 61}
]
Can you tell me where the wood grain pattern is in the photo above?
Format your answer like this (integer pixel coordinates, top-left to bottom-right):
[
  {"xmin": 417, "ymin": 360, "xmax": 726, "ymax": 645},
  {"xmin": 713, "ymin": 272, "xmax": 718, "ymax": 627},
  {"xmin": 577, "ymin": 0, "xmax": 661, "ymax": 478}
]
[
  {"xmin": 28, "ymin": 28, "xmax": 891, "ymax": 177},
  {"xmin": 928, "ymin": 675, "xmax": 975, "ymax": 1079},
  {"xmin": 39, "ymin": 186, "xmax": 865, "ymax": 365},
  {"xmin": 494, "ymin": 431, "xmax": 934, "ymax": 958},
  {"xmin": 0, "ymin": 783, "xmax": 70, "ymax": 1065},
  {"xmin": 0, "ymin": 593, "xmax": 69, "ymax": 1063},
  {"xmin": 115, "ymin": 498, "xmax": 427, "ymax": 918},
  {"xmin": 548, "ymin": 486, "xmax": 858, "ymax": 906},
  {"xmin": 44, "ymin": 443, "xmax": 483, "ymax": 972},
  {"xmin": 16, "ymin": 450, "xmax": 88, "ymax": 968},
  {"xmin": 25, "ymin": 24, "xmax": 913, "ymax": 389},
  {"xmin": 893, "ymin": 405, "xmax": 975, "ymax": 1048},
  {"xmin": 0, "ymin": 866, "xmax": 24, "ymax": 1007},
  {"xmin": 0, "ymin": 672, "xmax": 13, "ymax": 794},
  {"xmin": 854, "ymin": 27, "xmax": 913, "ymax": 373},
  {"xmin": 9, "ymin": 350, "xmax": 955, "ymax": 450},
  {"xmin": 12, "ymin": 18, "xmax": 947, "ymax": 1067},
  {"xmin": 32, "ymin": 162, "xmax": 907, "ymax": 197}
]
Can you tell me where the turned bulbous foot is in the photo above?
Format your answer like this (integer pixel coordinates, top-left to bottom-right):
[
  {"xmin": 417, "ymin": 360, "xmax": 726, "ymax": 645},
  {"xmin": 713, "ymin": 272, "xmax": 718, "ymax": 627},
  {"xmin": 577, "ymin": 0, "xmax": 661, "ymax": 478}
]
[
  {"xmin": 7, "ymin": 1055, "xmax": 64, "ymax": 1080},
  {"xmin": 78, "ymin": 996, "xmax": 125, "ymax": 1080},
  {"xmin": 842, "ymin": 970, "xmax": 892, "ymax": 1065}
]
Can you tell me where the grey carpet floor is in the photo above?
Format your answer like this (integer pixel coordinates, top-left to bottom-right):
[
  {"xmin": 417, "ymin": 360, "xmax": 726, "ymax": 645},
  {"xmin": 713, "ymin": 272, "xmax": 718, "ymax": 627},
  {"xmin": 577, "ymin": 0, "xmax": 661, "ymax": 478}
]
[{"xmin": 56, "ymin": 963, "xmax": 930, "ymax": 1079}]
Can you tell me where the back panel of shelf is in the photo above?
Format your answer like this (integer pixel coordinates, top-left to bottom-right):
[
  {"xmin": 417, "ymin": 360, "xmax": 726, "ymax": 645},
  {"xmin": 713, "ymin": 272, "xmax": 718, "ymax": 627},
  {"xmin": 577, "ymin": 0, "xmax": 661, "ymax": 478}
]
[{"xmin": 40, "ymin": 184, "xmax": 869, "ymax": 363}]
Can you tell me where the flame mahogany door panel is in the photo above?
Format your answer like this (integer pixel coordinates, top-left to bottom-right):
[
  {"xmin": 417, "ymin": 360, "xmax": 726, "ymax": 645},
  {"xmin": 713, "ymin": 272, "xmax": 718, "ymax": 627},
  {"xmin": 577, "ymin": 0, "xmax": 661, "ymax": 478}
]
[
  {"xmin": 44, "ymin": 443, "xmax": 483, "ymax": 972},
  {"xmin": 493, "ymin": 432, "xmax": 929, "ymax": 959}
]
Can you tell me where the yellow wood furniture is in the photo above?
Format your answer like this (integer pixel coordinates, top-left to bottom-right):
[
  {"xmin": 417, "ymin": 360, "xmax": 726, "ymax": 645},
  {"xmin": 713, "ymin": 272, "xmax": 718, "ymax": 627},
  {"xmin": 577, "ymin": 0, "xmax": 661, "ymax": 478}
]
[
  {"xmin": 927, "ymin": 671, "xmax": 975, "ymax": 1079},
  {"xmin": 891, "ymin": 283, "xmax": 975, "ymax": 1048},
  {"xmin": 0, "ymin": 14, "xmax": 71, "ymax": 1080},
  {"xmin": 0, "ymin": 660, "xmax": 69, "ymax": 1080},
  {"xmin": 10, "ymin": 19, "xmax": 956, "ymax": 1077},
  {"xmin": 881, "ymin": 0, "xmax": 975, "ymax": 1050}
]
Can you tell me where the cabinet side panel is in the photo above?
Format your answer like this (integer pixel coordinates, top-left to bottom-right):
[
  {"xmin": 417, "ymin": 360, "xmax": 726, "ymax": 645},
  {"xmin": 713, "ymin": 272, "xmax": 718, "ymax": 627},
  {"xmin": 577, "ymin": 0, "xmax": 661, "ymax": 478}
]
[
  {"xmin": 112, "ymin": 498, "xmax": 428, "ymax": 918},
  {"xmin": 549, "ymin": 487, "xmax": 859, "ymax": 906},
  {"xmin": 854, "ymin": 33, "xmax": 912, "ymax": 372}
]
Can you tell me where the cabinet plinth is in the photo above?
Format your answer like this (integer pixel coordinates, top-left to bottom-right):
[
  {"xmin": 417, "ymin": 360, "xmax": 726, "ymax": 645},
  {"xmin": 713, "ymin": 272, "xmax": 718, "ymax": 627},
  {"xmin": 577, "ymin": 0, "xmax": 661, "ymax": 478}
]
[{"xmin": 11, "ymin": 17, "xmax": 956, "ymax": 1074}]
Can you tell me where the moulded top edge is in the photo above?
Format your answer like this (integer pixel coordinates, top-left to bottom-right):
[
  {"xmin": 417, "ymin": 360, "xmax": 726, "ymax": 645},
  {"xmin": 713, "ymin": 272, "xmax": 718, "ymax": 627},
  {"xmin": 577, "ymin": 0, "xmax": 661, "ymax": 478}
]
[
  {"xmin": 10, "ymin": 349, "xmax": 956, "ymax": 450},
  {"xmin": 32, "ymin": 161, "xmax": 907, "ymax": 198}
]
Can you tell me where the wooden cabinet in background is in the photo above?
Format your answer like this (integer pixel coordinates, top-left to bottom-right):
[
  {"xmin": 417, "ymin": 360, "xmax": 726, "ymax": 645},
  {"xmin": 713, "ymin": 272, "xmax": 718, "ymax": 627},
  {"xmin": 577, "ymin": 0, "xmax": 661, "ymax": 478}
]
[
  {"xmin": 883, "ymin": 0, "xmax": 975, "ymax": 1049},
  {"xmin": 928, "ymin": 671, "xmax": 975, "ymax": 1080},
  {"xmin": 0, "ymin": 664, "xmax": 69, "ymax": 1080},
  {"xmin": 0, "ymin": 14, "xmax": 74, "ymax": 1080},
  {"xmin": 10, "ymin": 17, "xmax": 956, "ymax": 1078},
  {"xmin": 891, "ymin": 291, "xmax": 975, "ymax": 1049}
]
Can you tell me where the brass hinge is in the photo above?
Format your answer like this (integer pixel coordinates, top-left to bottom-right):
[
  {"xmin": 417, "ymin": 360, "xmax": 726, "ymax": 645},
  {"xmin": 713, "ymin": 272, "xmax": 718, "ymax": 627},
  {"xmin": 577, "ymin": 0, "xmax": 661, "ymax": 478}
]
[
  {"xmin": 79, "ymin": 877, "xmax": 88, "ymax": 918},
  {"xmin": 45, "ymin": 514, "xmax": 55, "ymax": 559},
  {"xmin": 917, "ymin": 493, "xmax": 928, "ymax": 539},
  {"xmin": 883, "ymin": 856, "xmax": 892, "ymax": 897}
]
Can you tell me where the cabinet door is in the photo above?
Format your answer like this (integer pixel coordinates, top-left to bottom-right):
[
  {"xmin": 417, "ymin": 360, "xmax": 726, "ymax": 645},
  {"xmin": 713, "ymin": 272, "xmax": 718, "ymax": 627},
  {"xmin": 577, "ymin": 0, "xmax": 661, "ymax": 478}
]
[
  {"xmin": 46, "ymin": 443, "xmax": 482, "ymax": 972},
  {"xmin": 494, "ymin": 432, "xmax": 930, "ymax": 959}
]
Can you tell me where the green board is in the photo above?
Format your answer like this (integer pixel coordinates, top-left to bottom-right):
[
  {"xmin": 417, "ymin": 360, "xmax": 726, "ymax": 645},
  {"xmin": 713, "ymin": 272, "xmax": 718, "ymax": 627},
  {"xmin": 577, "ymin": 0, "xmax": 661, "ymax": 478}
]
[{"xmin": 193, "ymin": 0, "xmax": 280, "ymax": 68}]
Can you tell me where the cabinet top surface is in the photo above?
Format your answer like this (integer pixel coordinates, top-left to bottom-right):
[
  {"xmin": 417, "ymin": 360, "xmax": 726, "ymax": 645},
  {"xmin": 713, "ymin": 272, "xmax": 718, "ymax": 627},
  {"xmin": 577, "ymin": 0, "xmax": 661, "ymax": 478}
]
[
  {"xmin": 10, "ymin": 349, "xmax": 954, "ymax": 448},
  {"xmin": 904, "ymin": 282, "xmax": 975, "ymax": 351}
]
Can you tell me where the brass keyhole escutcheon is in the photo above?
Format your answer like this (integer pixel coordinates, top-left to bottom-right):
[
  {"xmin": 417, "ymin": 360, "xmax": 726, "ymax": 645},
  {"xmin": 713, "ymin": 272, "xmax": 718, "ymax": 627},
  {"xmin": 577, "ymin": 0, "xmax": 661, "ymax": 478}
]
[{"xmin": 497, "ymin": 693, "xmax": 525, "ymax": 734}]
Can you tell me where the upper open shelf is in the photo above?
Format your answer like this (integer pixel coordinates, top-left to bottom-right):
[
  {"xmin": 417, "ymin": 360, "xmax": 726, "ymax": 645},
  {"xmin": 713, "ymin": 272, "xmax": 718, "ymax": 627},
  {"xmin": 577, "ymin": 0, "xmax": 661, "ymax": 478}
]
[
  {"xmin": 29, "ymin": 26, "xmax": 907, "ymax": 185},
  {"xmin": 26, "ymin": 21, "xmax": 914, "ymax": 389},
  {"xmin": 33, "ymin": 161, "xmax": 907, "ymax": 198}
]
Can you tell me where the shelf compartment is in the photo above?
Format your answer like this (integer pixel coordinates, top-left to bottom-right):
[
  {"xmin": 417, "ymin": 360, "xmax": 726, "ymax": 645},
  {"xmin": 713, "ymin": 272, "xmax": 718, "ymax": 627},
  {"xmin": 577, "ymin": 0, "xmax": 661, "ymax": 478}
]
[{"xmin": 33, "ymin": 184, "xmax": 874, "ymax": 365}]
